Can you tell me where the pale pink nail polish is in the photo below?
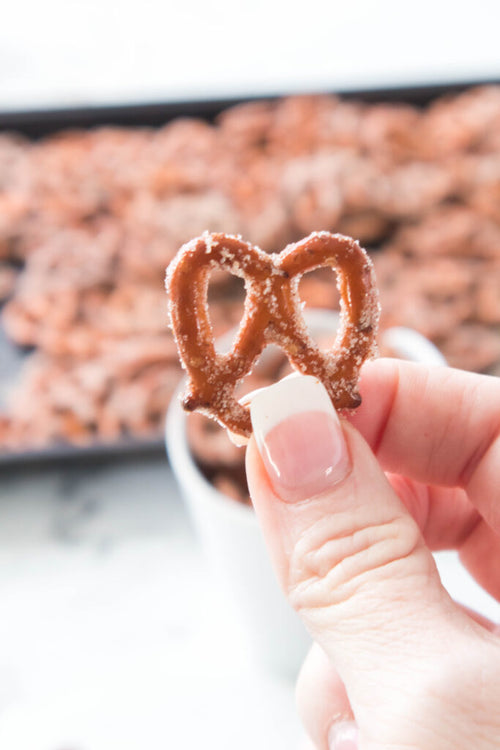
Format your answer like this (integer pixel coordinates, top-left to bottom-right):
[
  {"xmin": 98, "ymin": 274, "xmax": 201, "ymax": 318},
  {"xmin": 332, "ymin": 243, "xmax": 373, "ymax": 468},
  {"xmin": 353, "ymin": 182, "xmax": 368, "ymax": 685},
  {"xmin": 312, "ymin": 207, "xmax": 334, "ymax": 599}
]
[
  {"xmin": 250, "ymin": 375, "xmax": 351, "ymax": 503},
  {"xmin": 328, "ymin": 720, "xmax": 358, "ymax": 750}
]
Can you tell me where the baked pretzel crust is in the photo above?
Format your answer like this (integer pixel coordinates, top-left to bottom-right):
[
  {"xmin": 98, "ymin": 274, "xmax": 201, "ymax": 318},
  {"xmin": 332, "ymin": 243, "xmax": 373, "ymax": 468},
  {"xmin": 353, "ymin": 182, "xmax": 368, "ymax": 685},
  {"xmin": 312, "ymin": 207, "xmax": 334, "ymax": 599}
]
[{"xmin": 166, "ymin": 230, "xmax": 379, "ymax": 437}]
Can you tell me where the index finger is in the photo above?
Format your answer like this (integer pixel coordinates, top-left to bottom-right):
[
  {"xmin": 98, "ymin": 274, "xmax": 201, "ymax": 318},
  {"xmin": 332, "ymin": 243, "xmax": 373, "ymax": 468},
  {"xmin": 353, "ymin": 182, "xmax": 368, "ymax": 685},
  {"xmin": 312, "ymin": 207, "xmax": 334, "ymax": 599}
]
[{"xmin": 348, "ymin": 358, "xmax": 500, "ymax": 531}]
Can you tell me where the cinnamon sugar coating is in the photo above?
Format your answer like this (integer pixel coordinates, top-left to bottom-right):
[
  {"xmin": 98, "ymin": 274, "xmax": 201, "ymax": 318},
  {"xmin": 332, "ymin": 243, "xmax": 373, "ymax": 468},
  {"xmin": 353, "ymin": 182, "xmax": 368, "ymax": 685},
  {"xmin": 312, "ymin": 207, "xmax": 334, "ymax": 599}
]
[{"xmin": 166, "ymin": 231, "xmax": 379, "ymax": 437}]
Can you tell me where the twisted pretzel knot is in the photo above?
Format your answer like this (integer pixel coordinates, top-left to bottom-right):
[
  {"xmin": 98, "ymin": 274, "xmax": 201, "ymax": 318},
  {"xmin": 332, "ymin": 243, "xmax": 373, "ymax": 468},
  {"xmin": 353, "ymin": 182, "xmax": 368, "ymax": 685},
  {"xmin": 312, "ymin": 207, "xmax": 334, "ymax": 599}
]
[{"xmin": 166, "ymin": 231, "xmax": 379, "ymax": 437}]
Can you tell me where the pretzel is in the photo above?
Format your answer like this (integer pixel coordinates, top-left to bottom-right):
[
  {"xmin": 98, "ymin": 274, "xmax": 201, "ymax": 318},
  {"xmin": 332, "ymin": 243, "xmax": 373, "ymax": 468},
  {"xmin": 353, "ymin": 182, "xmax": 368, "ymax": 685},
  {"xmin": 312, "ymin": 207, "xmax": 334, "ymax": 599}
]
[{"xmin": 166, "ymin": 230, "xmax": 379, "ymax": 437}]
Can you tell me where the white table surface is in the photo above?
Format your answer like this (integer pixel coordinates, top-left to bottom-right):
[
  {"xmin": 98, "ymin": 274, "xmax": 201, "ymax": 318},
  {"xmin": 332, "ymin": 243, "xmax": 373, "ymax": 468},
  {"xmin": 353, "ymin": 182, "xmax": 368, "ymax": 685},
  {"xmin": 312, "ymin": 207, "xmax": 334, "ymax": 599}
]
[
  {"xmin": 1, "ymin": 0, "xmax": 500, "ymax": 112},
  {"xmin": 0, "ymin": 457, "xmax": 306, "ymax": 750},
  {"xmin": 0, "ymin": 456, "xmax": 498, "ymax": 750}
]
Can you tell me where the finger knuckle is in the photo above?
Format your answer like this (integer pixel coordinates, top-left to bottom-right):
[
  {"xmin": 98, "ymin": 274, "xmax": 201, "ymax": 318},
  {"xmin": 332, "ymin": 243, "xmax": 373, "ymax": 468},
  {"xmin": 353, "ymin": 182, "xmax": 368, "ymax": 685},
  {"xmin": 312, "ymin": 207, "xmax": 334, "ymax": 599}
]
[{"xmin": 287, "ymin": 512, "xmax": 424, "ymax": 613}]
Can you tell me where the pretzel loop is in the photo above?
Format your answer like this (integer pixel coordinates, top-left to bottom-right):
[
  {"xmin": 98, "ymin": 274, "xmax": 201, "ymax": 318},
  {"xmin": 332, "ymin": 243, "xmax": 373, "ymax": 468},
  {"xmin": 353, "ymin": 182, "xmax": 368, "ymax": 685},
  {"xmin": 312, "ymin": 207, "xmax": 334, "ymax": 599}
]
[
  {"xmin": 275, "ymin": 232, "xmax": 379, "ymax": 411},
  {"xmin": 166, "ymin": 233, "xmax": 279, "ymax": 432},
  {"xmin": 166, "ymin": 231, "xmax": 379, "ymax": 437}
]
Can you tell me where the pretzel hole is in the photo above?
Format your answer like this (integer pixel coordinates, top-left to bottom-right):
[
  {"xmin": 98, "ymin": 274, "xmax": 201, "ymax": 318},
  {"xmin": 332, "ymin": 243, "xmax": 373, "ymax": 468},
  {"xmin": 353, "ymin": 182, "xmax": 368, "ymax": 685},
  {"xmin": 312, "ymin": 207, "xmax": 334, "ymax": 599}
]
[
  {"xmin": 207, "ymin": 270, "xmax": 246, "ymax": 352},
  {"xmin": 297, "ymin": 267, "xmax": 340, "ymax": 348}
]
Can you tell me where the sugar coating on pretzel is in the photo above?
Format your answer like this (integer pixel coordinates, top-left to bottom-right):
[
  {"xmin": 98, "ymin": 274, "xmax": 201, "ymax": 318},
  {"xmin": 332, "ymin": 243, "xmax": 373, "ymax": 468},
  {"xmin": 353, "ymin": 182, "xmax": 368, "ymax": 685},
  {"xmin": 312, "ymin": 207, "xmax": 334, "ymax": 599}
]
[{"xmin": 166, "ymin": 230, "xmax": 379, "ymax": 437}]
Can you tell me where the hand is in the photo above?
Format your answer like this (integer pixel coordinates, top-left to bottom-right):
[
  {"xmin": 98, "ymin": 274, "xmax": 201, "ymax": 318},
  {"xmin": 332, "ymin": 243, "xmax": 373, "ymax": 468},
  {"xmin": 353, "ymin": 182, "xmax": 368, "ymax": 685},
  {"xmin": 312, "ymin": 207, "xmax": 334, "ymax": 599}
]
[{"xmin": 245, "ymin": 360, "xmax": 500, "ymax": 750}]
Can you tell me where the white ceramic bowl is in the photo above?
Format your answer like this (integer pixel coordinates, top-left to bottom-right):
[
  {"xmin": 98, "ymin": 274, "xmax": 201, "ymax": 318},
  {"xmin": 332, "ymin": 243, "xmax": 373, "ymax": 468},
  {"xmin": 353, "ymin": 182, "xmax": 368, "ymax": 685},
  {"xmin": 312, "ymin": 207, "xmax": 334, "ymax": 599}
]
[{"xmin": 166, "ymin": 367, "xmax": 311, "ymax": 679}]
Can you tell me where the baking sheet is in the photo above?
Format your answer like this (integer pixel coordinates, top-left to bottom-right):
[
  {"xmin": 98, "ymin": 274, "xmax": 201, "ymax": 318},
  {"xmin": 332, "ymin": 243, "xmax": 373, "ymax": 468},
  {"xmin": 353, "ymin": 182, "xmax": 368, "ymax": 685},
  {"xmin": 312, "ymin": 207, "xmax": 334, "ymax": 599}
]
[
  {"xmin": 1, "ymin": 79, "xmax": 495, "ymax": 137},
  {"xmin": 0, "ymin": 79, "xmax": 497, "ymax": 468}
]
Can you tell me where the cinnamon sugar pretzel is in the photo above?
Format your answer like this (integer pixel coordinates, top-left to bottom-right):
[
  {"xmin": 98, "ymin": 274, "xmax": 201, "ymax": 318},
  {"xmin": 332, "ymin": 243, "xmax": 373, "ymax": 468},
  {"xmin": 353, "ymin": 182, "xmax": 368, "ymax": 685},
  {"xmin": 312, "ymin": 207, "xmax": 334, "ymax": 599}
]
[{"xmin": 166, "ymin": 230, "xmax": 379, "ymax": 437}]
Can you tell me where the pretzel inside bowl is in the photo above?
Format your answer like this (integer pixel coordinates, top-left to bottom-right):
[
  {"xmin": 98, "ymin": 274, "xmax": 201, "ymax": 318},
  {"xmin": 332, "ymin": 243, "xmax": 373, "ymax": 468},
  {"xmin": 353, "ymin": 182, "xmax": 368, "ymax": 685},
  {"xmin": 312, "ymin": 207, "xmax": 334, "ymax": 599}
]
[{"xmin": 166, "ymin": 230, "xmax": 379, "ymax": 438}]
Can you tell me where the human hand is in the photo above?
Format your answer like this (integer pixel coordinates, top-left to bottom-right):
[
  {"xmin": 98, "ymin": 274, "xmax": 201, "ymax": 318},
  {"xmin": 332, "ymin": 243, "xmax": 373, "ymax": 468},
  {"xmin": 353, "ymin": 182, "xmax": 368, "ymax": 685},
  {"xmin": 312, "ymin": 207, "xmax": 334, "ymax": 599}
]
[{"xmin": 245, "ymin": 360, "xmax": 500, "ymax": 749}]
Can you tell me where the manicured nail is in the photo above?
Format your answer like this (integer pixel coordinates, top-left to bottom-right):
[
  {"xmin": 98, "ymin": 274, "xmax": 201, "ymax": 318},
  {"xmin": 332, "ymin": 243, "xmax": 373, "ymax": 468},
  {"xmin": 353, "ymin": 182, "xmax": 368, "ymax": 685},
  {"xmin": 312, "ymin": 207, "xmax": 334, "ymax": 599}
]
[
  {"xmin": 250, "ymin": 375, "xmax": 351, "ymax": 503},
  {"xmin": 328, "ymin": 720, "xmax": 358, "ymax": 750}
]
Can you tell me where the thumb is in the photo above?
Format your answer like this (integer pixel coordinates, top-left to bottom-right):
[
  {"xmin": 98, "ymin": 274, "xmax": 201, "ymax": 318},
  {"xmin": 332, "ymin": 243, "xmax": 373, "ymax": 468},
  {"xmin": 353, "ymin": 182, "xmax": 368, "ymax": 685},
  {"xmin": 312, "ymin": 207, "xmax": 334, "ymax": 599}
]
[{"xmin": 246, "ymin": 375, "xmax": 490, "ymax": 739}]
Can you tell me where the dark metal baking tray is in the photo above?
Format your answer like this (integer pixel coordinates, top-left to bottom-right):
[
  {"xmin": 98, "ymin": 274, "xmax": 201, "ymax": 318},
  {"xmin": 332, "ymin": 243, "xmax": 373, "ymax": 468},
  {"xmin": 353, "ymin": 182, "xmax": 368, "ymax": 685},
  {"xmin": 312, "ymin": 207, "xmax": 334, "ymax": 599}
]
[
  {"xmin": 0, "ymin": 318, "xmax": 167, "ymax": 468},
  {"xmin": 0, "ymin": 78, "xmax": 497, "ymax": 137},
  {"xmin": 0, "ymin": 78, "xmax": 497, "ymax": 468}
]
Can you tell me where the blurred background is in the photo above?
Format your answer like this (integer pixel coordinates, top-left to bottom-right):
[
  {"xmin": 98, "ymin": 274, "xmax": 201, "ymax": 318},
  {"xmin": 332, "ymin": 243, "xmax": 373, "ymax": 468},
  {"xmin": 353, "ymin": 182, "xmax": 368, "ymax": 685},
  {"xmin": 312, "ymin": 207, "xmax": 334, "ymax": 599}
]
[{"xmin": 2, "ymin": 1, "xmax": 500, "ymax": 748}]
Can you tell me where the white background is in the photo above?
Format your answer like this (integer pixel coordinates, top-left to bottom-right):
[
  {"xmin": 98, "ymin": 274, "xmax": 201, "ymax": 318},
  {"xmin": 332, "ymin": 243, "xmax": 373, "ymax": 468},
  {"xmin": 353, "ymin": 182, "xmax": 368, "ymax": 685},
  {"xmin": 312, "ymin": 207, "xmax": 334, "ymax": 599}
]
[{"xmin": 1, "ymin": 0, "xmax": 500, "ymax": 111}]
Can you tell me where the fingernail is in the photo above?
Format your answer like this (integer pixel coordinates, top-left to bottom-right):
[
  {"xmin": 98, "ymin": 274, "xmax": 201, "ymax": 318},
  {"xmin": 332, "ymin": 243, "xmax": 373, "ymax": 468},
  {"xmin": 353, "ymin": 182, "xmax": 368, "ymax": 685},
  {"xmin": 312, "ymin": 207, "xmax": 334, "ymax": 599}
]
[
  {"xmin": 250, "ymin": 375, "xmax": 351, "ymax": 503},
  {"xmin": 328, "ymin": 720, "xmax": 358, "ymax": 750}
]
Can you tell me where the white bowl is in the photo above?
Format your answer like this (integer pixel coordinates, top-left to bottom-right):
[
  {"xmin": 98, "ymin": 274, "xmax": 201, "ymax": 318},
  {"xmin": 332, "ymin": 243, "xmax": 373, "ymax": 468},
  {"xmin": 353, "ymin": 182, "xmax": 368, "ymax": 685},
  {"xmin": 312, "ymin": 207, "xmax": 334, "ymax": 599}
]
[{"xmin": 166, "ymin": 369, "xmax": 311, "ymax": 679}]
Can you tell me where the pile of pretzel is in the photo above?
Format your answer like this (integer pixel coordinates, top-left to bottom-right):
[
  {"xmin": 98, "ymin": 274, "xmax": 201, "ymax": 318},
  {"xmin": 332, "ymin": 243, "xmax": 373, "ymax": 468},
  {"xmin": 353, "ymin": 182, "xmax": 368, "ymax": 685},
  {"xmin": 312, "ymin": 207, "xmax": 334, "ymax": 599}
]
[{"xmin": 1, "ymin": 85, "xmax": 500, "ymax": 450}]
